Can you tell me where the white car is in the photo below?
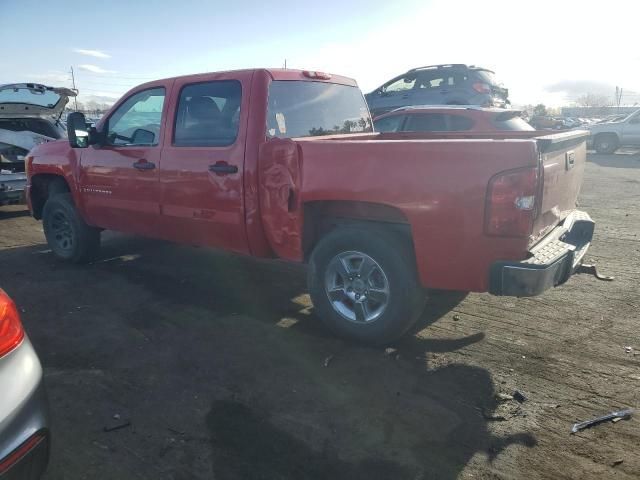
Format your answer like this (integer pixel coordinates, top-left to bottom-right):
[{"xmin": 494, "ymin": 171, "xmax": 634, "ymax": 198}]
[{"xmin": 0, "ymin": 83, "xmax": 75, "ymax": 205}]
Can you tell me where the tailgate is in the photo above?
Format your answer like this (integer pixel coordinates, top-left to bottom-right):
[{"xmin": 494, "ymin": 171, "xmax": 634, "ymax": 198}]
[{"xmin": 532, "ymin": 130, "xmax": 590, "ymax": 244}]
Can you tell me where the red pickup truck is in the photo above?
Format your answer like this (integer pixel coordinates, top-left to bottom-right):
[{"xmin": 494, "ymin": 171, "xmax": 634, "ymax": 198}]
[{"xmin": 25, "ymin": 68, "xmax": 593, "ymax": 344}]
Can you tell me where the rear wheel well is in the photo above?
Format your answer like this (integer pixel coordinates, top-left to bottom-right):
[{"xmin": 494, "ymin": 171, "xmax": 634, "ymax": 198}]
[
  {"xmin": 303, "ymin": 201, "xmax": 415, "ymax": 261},
  {"xmin": 30, "ymin": 174, "xmax": 70, "ymax": 219}
]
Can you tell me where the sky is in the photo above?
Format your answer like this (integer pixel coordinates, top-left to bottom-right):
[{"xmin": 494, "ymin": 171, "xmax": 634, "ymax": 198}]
[{"xmin": 1, "ymin": 0, "xmax": 639, "ymax": 108}]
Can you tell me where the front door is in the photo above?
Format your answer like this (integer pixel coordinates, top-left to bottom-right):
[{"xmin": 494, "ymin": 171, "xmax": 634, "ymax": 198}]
[
  {"xmin": 79, "ymin": 86, "xmax": 167, "ymax": 236},
  {"xmin": 158, "ymin": 73, "xmax": 250, "ymax": 254},
  {"xmin": 622, "ymin": 114, "xmax": 640, "ymax": 145}
]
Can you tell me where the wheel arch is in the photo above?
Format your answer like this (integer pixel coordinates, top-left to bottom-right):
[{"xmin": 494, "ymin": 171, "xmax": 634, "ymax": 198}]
[
  {"xmin": 302, "ymin": 200, "xmax": 416, "ymax": 263},
  {"xmin": 30, "ymin": 173, "xmax": 72, "ymax": 219}
]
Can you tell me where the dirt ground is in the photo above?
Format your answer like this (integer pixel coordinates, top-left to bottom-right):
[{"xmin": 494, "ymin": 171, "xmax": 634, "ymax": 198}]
[{"xmin": 1, "ymin": 152, "xmax": 638, "ymax": 480}]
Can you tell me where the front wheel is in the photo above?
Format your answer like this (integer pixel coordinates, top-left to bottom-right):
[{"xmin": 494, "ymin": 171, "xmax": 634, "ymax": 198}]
[
  {"xmin": 308, "ymin": 227, "xmax": 426, "ymax": 345},
  {"xmin": 594, "ymin": 134, "xmax": 619, "ymax": 154},
  {"xmin": 43, "ymin": 193, "xmax": 101, "ymax": 263}
]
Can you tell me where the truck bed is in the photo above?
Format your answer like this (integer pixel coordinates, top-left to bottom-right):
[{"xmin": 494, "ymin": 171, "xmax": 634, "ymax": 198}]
[{"xmin": 260, "ymin": 129, "xmax": 589, "ymax": 292}]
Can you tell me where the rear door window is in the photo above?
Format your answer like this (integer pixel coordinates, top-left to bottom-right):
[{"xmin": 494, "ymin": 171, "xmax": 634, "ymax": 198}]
[
  {"xmin": 174, "ymin": 80, "xmax": 242, "ymax": 147},
  {"xmin": 374, "ymin": 114, "xmax": 404, "ymax": 132},
  {"xmin": 404, "ymin": 113, "xmax": 474, "ymax": 132},
  {"xmin": 447, "ymin": 114, "xmax": 474, "ymax": 131},
  {"xmin": 405, "ymin": 113, "xmax": 447, "ymax": 131}
]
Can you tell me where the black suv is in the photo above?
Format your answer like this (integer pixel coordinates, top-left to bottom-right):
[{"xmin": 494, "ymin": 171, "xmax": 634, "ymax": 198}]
[{"xmin": 365, "ymin": 64, "xmax": 509, "ymax": 117}]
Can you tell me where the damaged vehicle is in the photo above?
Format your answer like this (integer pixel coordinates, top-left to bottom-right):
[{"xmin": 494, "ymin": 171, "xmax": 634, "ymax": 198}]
[{"xmin": 0, "ymin": 83, "xmax": 75, "ymax": 206}]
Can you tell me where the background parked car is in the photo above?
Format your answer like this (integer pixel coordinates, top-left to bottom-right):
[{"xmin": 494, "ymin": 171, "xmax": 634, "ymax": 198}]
[
  {"xmin": 0, "ymin": 288, "xmax": 49, "ymax": 479},
  {"xmin": 374, "ymin": 106, "xmax": 533, "ymax": 133},
  {"xmin": 365, "ymin": 64, "xmax": 509, "ymax": 117},
  {"xmin": 0, "ymin": 83, "xmax": 75, "ymax": 206},
  {"xmin": 528, "ymin": 115, "xmax": 563, "ymax": 130},
  {"xmin": 584, "ymin": 109, "xmax": 640, "ymax": 153}
]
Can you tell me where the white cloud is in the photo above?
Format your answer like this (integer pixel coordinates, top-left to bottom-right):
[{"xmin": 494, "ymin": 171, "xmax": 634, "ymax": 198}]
[
  {"xmin": 78, "ymin": 64, "xmax": 115, "ymax": 74},
  {"xmin": 26, "ymin": 72, "xmax": 70, "ymax": 84},
  {"xmin": 74, "ymin": 48, "xmax": 111, "ymax": 59}
]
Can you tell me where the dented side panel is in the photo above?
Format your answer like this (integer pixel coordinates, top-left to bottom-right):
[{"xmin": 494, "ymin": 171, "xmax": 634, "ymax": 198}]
[{"xmin": 258, "ymin": 138, "xmax": 304, "ymax": 261}]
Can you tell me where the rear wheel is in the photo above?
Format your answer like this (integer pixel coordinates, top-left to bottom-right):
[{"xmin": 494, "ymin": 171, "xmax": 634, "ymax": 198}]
[
  {"xmin": 594, "ymin": 134, "xmax": 618, "ymax": 154},
  {"xmin": 43, "ymin": 193, "xmax": 100, "ymax": 263},
  {"xmin": 308, "ymin": 227, "xmax": 426, "ymax": 345}
]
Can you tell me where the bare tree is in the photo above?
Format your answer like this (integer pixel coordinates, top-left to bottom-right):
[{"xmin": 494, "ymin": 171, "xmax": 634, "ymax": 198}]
[{"xmin": 575, "ymin": 93, "xmax": 611, "ymax": 108}]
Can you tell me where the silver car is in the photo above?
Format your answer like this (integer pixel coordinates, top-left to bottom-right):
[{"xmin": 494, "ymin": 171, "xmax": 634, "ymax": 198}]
[
  {"xmin": 585, "ymin": 109, "xmax": 640, "ymax": 153},
  {"xmin": 0, "ymin": 288, "xmax": 49, "ymax": 479}
]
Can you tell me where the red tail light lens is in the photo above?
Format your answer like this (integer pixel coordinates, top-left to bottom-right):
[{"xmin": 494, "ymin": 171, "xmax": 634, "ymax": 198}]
[
  {"xmin": 473, "ymin": 82, "xmax": 492, "ymax": 94},
  {"xmin": 0, "ymin": 289, "xmax": 24, "ymax": 358},
  {"xmin": 485, "ymin": 167, "xmax": 538, "ymax": 237}
]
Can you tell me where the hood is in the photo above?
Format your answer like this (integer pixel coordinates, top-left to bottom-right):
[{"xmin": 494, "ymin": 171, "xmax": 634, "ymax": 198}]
[{"xmin": 0, "ymin": 83, "xmax": 76, "ymax": 118}]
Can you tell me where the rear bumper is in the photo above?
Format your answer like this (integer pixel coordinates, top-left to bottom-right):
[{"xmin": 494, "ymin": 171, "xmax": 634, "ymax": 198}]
[{"xmin": 489, "ymin": 211, "xmax": 594, "ymax": 296}]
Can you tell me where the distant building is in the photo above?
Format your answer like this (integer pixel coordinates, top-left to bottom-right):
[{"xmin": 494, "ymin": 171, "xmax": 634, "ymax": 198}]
[{"xmin": 561, "ymin": 106, "xmax": 639, "ymax": 118}]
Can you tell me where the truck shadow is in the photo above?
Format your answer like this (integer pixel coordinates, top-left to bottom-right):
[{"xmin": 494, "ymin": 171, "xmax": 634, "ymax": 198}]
[
  {"xmin": 89, "ymin": 236, "xmax": 537, "ymax": 478},
  {"xmin": 205, "ymin": 361, "xmax": 536, "ymax": 480}
]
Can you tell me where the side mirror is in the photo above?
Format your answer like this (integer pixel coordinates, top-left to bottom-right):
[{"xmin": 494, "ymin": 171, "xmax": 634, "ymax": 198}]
[
  {"xmin": 130, "ymin": 128, "xmax": 155, "ymax": 145},
  {"xmin": 67, "ymin": 112, "xmax": 89, "ymax": 148}
]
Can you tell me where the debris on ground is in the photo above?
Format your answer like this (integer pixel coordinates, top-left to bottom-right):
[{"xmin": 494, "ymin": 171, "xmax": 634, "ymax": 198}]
[
  {"xmin": 576, "ymin": 263, "xmax": 615, "ymax": 281},
  {"xmin": 482, "ymin": 410, "xmax": 507, "ymax": 421},
  {"xmin": 323, "ymin": 355, "xmax": 334, "ymax": 367},
  {"xmin": 513, "ymin": 390, "xmax": 528, "ymax": 403},
  {"xmin": 611, "ymin": 459, "xmax": 624, "ymax": 467},
  {"xmin": 103, "ymin": 421, "xmax": 132, "ymax": 433},
  {"xmin": 113, "ymin": 413, "xmax": 121, "ymax": 420},
  {"xmin": 624, "ymin": 346, "xmax": 633, "ymax": 354},
  {"xmin": 384, "ymin": 347, "xmax": 397, "ymax": 357},
  {"xmin": 571, "ymin": 408, "xmax": 634, "ymax": 434},
  {"xmin": 496, "ymin": 393, "xmax": 514, "ymax": 402},
  {"xmin": 453, "ymin": 314, "xmax": 461, "ymax": 321}
]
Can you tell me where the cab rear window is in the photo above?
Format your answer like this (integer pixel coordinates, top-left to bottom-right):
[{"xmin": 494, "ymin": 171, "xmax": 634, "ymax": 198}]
[{"xmin": 267, "ymin": 81, "xmax": 372, "ymax": 138}]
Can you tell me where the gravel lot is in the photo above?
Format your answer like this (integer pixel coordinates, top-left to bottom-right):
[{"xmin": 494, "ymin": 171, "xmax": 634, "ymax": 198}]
[{"xmin": 1, "ymin": 152, "xmax": 638, "ymax": 480}]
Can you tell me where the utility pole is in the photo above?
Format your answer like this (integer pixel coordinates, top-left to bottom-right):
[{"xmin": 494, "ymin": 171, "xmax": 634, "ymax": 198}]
[
  {"xmin": 70, "ymin": 66, "xmax": 78, "ymax": 110},
  {"xmin": 284, "ymin": 59, "xmax": 287, "ymax": 70}
]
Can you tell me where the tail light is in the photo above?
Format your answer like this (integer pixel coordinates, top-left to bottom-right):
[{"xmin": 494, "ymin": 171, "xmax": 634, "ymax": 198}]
[
  {"xmin": 473, "ymin": 82, "xmax": 492, "ymax": 94},
  {"xmin": 485, "ymin": 167, "xmax": 538, "ymax": 237},
  {"xmin": 0, "ymin": 289, "xmax": 24, "ymax": 358}
]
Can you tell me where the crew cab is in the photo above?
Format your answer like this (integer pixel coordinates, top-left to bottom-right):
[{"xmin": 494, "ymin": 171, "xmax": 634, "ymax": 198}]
[{"xmin": 25, "ymin": 69, "xmax": 593, "ymax": 344}]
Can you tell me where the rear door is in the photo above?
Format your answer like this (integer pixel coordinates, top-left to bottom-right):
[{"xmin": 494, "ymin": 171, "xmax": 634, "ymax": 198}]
[
  {"xmin": 79, "ymin": 85, "xmax": 167, "ymax": 235},
  {"xmin": 412, "ymin": 70, "xmax": 462, "ymax": 105},
  {"xmin": 158, "ymin": 72, "xmax": 250, "ymax": 254}
]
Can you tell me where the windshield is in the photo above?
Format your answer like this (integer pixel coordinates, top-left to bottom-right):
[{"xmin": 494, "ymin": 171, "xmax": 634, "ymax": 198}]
[
  {"xmin": 267, "ymin": 81, "xmax": 372, "ymax": 138},
  {"xmin": 0, "ymin": 85, "xmax": 63, "ymax": 108}
]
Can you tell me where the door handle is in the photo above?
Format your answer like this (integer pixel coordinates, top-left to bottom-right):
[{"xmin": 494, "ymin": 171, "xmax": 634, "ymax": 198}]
[
  {"xmin": 133, "ymin": 159, "xmax": 155, "ymax": 171},
  {"xmin": 209, "ymin": 162, "xmax": 238, "ymax": 175}
]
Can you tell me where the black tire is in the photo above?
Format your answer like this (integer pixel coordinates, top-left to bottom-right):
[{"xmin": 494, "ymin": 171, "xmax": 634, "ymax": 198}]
[
  {"xmin": 42, "ymin": 193, "xmax": 100, "ymax": 263},
  {"xmin": 594, "ymin": 134, "xmax": 619, "ymax": 154},
  {"xmin": 308, "ymin": 227, "xmax": 426, "ymax": 345}
]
